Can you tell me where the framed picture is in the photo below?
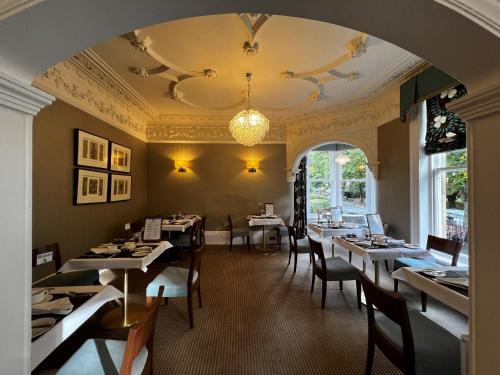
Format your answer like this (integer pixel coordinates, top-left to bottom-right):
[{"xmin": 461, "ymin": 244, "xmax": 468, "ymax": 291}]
[
  {"xmin": 75, "ymin": 129, "xmax": 109, "ymax": 169},
  {"xmin": 366, "ymin": 213, "xmax": 385, "ymax": 236},
  {"xmin": 331, "ymin": 206, "xmax": 343, "ymax": 223},
  {"xmin": 143, "ymin": 216, "xmax": 162, "ymax": 242},
  {"xmin": 265, "ymin": 202, "xmax": 274, "ymax": 216},
  {"xmin": 110, "ymin": 174, "xmax": 132, "ymax": 202},
  {"xmin": 74, "ymin": 169, "xmax": 108, "ymax": 204},
  {"xmin": 110, "ymin": 142, "xmax": 132, "ymax": 173}
]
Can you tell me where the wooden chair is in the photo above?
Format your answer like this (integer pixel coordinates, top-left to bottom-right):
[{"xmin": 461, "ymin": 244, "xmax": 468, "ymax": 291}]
[
  {"xmin": 32, "ymin": 243, "xmax": 100, "ymax": 287},
  {"xmin": 146, "ymin": 244, "xmax": 205, "ymax": 329},
  {"xmin": 227, "ymin": 215, "xmax": 250, "ymax": 251},
  {"xmin": 394, "ymin": 235, "xmax": 462, "ymax": 311},
  {"xmin": 360, "ymin": 273, "xmax": 460, "ymax": 375},
  {"xmin": 170, "ymin": 219, "xmax": 202, "ymax": 251},
  {"xmin": 56, "ymin": 286, "xmax": 165, "ymax": 375},
  {"xmin": 308, "ymin": 236, "xmax": 361, "ymax": 309},
  {"xmin": 287, "ymin": 225, "xmax": 312, "ymax": 273}
]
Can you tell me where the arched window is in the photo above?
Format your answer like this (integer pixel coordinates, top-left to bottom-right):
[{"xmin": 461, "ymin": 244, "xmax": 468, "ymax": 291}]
[{"xmin": 306, "ymin": 143, "xmax": 375, "ymax": 221}]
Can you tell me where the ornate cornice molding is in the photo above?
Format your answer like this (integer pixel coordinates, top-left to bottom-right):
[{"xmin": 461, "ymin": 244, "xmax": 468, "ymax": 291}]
[
  {"xmin": 0, "ymin": 0, "xmax": 43, "ymax": 21},
  {"xmin": 447, "ymin": 85, "xmax": 500, "ymax": 121},
  {"xmin": 33, "ymin": 50, "xmax": 156, "ymax": 141},
  {"xmin": 0, "ymin": 70, "xmax": 53, "ymax": 115}
]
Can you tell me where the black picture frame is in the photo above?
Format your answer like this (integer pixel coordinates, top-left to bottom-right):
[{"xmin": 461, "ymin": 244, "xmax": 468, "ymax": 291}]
[
  {"xmin": 74, "ymin": 168, "xmax": 108, "ymax": 205},
  {"xmin": 109, "ymin": 173, "xmax": 132, "ymax": 202},
  {"xmin": 109, "ymin": 142, "xmax": 132, "ymax": 173},
  {"xmin": 74, "ymin": 129, "xmax": 109, "ymax": 170}
]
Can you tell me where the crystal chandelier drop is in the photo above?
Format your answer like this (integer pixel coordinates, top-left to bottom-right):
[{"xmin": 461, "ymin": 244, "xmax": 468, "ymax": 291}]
[
  {"xmin": 229, "ymin": 72, "xmax": 269, "ymax": 146},
  {"xmin": 335, "ymin": 153, "xmax": 350, "ymax": 165}
]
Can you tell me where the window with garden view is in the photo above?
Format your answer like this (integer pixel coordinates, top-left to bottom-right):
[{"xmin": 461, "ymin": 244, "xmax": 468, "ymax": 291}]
[
  {"xmin": 307, "ymin": 146, "xmax": 372, "ymax": 217},
  {"xmin": 432, "ymin": 149, "xmax": 468, "ymax": 256}
]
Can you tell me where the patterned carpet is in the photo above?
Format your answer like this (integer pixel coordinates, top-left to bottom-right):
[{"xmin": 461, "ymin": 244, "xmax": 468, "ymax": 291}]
[
  {"xmin": 35, "ymin": 244, "xmax": 468, "ymax": 374},
  {"xmin": 144, "ymin": 246, "xmax": 400, "ymax": 375}
]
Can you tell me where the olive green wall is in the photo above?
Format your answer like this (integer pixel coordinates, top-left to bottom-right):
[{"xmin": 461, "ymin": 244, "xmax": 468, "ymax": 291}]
[
  {"xmin": 377, "ymin": 118, "xmax": 411, "ymax": 240},
  {"xmin": 146, "ymin": 143, "xmax": 291, "ymax": 230},
  {"xmin": 33, "ymin": 100, "xmax": 148, "ymax": 264}
]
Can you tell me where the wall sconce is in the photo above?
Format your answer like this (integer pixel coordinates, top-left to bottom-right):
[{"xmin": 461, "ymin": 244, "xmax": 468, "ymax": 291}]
[
  {"xmin": 175, "ymin": 160, "xmax": 188, "ymax": 172},
  {"xmin": 247, "ymin": 160, "xmax": 259, "ymax": 173}
]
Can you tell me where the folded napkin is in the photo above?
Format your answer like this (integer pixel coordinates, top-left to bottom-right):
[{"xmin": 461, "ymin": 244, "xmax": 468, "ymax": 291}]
[
  {"xmin": 90, "ymin": 246, "xmax": 120, "ymax": 255},
  {"xmin": 32, "ymin": 297, "xmax": 74, "ymax": 315}
]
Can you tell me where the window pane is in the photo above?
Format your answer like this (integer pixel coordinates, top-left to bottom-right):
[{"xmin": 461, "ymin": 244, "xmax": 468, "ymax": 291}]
[
  {"xmin": 446, "ymin": 149, "xmax": 467, "ymax": 168},
  {"xmin": 310, "ymin": 180, "xmax": 331, "ymax": 213},
  {"xmin": 309, "ymin": 151, "xmax": 330, "ymax": 180},
  {"xmin": 341, "ymin": 180, "xmax": 366, "ymax": 214},
  {"xmin": 341, "ymin": 149, "xmax": 366, "ymax": 180},
  {"xmin": 445, "ymin": 169, "xmax": 468, "ymax": 255}
]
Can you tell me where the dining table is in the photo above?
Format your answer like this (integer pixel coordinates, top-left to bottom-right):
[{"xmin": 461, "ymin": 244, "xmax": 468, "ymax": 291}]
[
  {"xmin": 332, "ymin": 237, "xmax": 431, "ymax": 285},
  {"xmin": 31, "ymin": 284, "xmax": 123, "ymax": 371},
  {"xmin": 391, "ymin": 266, "xmax": 469, "ymax": 316},
  {"xmin": 59, "ymin": 240, "xmax": 172, "ymax": 329},
  {"xmin": 307, "ymin": 222, "xmax": 365, "ymax": 238},
  {"xmin": 247, "ymin": 214, "xmax": 285, "ymax": 251},
  {"xmin": 161, "ymin": 215, "xmax": 201, "ymax": 232}
]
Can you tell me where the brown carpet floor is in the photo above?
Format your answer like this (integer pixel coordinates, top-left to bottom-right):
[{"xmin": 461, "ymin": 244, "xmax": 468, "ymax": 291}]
[{"xmin": 35, "ymin": 244, "xmax": 468, "ymax": 374}]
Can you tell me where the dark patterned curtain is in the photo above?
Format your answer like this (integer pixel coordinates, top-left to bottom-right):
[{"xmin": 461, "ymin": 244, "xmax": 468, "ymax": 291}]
[
  {"xmin": 294, "ymin": 157, "xmax": 307, "ymax": 238},
  {"xmin": 425, "ymin": 84, "xmax": 467, "ymax": 155}
]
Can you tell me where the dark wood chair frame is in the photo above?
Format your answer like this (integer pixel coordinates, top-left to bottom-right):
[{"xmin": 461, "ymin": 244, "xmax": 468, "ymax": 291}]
[
  {"xmin": 287, "ymin": 225, "xmax": 312, "ymax": 273},
  {"xmin": 394, "ymin": 234, "xmax": 462, "ymax": 312},
  {"xmin": 227, "ymin": 215, "xmax": 250, "ymax": 251},
  {"xmin": 121, "ymin": 285, "xmax": 164, "ymax": 375},
  {"xmin": 200, "ymin": 215, "xmax": 207, "ymax": 245},
  {"xmin": 147, "ymin": 244, "xmax": 205, "ymax": 329},
  {"xmin": 308, "ymin": 236, "xmax": 362, "ymax": 310},
  {"xmin": 360, "ymin": 272, "xmax": 416, "ymax": 375}
]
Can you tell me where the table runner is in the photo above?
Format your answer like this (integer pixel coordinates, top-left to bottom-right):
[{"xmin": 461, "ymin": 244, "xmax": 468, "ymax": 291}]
[{"xmin": 59, "ymin": 241, "xmax": 172, "ymax": 273}]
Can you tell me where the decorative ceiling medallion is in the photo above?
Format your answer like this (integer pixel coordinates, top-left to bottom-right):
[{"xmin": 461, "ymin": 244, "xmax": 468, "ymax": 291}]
[{"xmin": 123, "ymin": 15, "xmax": 368, "ymax": 113}]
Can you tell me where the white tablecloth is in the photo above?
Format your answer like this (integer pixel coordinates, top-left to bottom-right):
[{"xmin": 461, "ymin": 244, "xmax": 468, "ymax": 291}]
[
  {"xmin": 308, "ymin": 223, "xmax": 364, "ymax": 238},
  {"xmin": 162, "ymin": 215, "xmax": 200, "ymax": 232},
  {"xmin": 392, "ymin": 266, "xmax": 469, "ymax": 316},
  {"xmin": 59, "ymin": 241, "xmax": 172, "ymax": 273},
  {"xmin": 333, "ymin": 237, "xmax": 431, "ymax": 263},
  {"xmin": 31, "ymin": 285, "xmax": 123, "ymax": 370},
  {"xmin": 247, "ymin": 216, "xmax": 285, "ymax": 227}
]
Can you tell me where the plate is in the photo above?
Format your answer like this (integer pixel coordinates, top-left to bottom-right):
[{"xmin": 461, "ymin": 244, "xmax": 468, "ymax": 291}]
[
  {"xmin": 32, "ymin": 317, "xmax": 56, "ymax": 339},
  {"xmin": 346, "ymin": 237, "xmax": 359, "ymax": 242},
  {"xmin": 132, "ymin": 251, "xmax": 150, "ymax": 257},
  {"xmin": 420, "ymin": 268, "xmax": 446, "ymax": 277},
  {"xmin": 403, "ymin": 243, "xmax": 420, "ymax": 249}
]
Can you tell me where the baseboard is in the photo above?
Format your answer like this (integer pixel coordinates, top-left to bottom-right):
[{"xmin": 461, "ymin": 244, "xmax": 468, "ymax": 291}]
[{"xmin": 205, "ymin": 230, "xmax": 289, "ymax": 246}]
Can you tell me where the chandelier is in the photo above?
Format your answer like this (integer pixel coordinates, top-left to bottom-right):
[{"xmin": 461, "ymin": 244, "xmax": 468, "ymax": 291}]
[
  {"xmin": 335, "ymin": 153, "xmax": 350, "ymax": 165},
  {"xmin": 229, "ymin": 72, "xmax": 269, "ymax": 146}
]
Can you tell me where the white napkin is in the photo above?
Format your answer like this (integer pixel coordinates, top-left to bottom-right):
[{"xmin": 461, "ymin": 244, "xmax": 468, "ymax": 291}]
[
  {"xmin": 90, "ymin": 246, "xmax": 120, "ymax": 254},
  {"xmin": 32, "ymin": 297, "xmax": 74, "ymax": 315}
]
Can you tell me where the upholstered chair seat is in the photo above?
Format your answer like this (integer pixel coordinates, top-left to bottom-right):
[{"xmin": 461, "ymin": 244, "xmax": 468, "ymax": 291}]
[
  {"xmin": 147, "ymin": 267, "xmax": 198, "ymax": 298},
  {"xmin": 315, "ymin": 257, "xmax": 360, "ymax": 280},
  {"xmin": 56, "ymin": 339, "xmax": 148, "ymax": 375}
]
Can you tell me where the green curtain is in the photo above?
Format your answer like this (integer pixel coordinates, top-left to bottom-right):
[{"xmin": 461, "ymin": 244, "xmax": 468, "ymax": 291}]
[
  {"xmin": 293, "ymin": 157, "xmax": 307, "ymax": 238},
  {"xmin": 425, "ymin": 84, "xmax": 467, "ymax": 155}
]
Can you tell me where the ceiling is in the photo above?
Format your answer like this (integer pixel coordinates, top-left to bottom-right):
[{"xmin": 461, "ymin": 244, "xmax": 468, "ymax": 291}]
[{"xmin": 91, "ymin": 13, "xmax": 422, "ymax": 122}]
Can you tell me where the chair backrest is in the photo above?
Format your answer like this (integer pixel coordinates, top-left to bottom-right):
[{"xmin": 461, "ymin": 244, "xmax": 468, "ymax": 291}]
[
  {"xmin": 120, "ymin": 285, "xmax": 164, "ymax": 375},
  {"xmin": 366, "ymin": 213, "xmax": 385, "ymax": 236},
  {"xmin": 287, "ymin": 226, "xmax": 298, "ymax": 252},
  {"xmin": 308, "ymin": 236, "xmax": 326, "ymax": 270},
  {"xmin": 200, "ymin": 216, "xmax": 207, "ymax": 245},
  {"xmin": 227, "ymin": 215, "xmax": 233, "ymax": 233},
  {"xmin": 189, "ymin": 219, "xmax": 202, "ymax": 249},
  {"xmin": 359, "ymin": 273, "xmax": 415, "ymax": 374},
  {"xmin": 130, "ymin": 218, "xmax": 144, "ymax": 234},
  {"xmin": 188, "ymin": 244, "xmax": 205, "ymax": 288},
  {"xmin": 32, "ymin": 243, "xmax": 62, "ymax": 271},
  {"xmin": 426, "ymin": 235, "xmax": 462, "ymax": 266}
]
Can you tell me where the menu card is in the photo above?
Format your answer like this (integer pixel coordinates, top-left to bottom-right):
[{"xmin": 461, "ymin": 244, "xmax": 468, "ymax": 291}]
[{"xmin": 143, "ymin": 217, "xmax": 162, "ymax": 241}]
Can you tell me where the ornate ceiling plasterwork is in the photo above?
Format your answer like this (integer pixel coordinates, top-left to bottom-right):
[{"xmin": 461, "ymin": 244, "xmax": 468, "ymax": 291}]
[
  {"xmin": 33, "ymin": 50, "xmax": 157, "ymax": 141},
  {"xmin": 0, "ymin": 0, "xmax": 43, "ymax": 21},
  {"xmin": 124, "ymin": 14, "xmax": 367, "ymax": 113}
]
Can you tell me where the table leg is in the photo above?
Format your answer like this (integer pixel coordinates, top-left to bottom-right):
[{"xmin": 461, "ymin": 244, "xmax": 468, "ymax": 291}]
[
  {"xmin": 262, "ymin": 225, "xmax": 266, "ymax": 250},
  {"xmin": 374, "ymin": 260, "xmax": 380, "ymax": 285},
  {"xmin": 100, "ymin": 268, "xmax": 146, "ymax": 329}
]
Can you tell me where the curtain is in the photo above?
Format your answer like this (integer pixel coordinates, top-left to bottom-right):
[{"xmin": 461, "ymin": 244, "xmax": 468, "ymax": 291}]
[
  {"xmin": 424, "ymin": 84, "xmax": 467, "ymax": 155},
  {"xmin": 294, "ymin": 157, "xmax": 307, "ymax": 238}
]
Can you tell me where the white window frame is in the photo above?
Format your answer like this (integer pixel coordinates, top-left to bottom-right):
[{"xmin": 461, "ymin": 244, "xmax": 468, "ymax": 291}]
[
  {"xmin": 306, "ymin": 148, "xmax": 373, "ymax": 220},
  {"xmin": 410, "ymin": 101, "xmax": 468, "ymax": 266}
]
